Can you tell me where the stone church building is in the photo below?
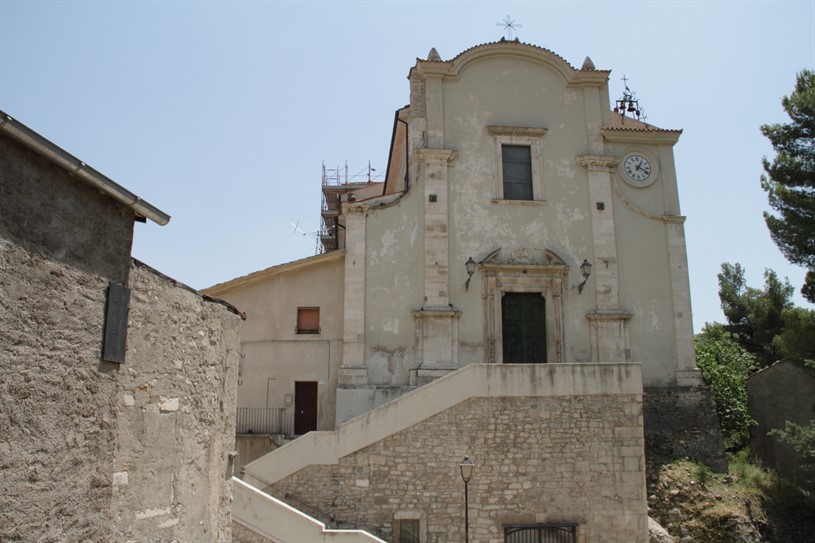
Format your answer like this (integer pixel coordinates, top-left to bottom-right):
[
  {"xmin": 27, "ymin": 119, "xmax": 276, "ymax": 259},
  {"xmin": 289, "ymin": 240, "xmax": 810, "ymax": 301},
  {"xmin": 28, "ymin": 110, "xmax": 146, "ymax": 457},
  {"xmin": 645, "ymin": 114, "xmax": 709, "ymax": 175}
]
[{"xmin": 206, "ymin": 39, "xmax": 724, "ymax": 543}]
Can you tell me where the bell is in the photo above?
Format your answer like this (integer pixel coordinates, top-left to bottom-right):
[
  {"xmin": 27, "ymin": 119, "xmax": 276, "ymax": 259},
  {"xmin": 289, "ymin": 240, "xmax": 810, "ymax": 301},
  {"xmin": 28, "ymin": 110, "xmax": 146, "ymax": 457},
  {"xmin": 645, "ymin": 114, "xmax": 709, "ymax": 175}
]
[{"xmin": 627, "ymin": 102, "xmax": 637, "ymax": 113}]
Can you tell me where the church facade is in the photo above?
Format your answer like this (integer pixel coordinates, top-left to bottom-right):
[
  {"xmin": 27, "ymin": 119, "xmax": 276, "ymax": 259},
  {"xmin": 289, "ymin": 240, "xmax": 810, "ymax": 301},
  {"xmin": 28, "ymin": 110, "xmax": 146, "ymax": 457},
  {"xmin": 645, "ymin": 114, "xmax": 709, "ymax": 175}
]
[{"xmin": 207, "ymin": 40, "xmax": 724, "ymax": 543}]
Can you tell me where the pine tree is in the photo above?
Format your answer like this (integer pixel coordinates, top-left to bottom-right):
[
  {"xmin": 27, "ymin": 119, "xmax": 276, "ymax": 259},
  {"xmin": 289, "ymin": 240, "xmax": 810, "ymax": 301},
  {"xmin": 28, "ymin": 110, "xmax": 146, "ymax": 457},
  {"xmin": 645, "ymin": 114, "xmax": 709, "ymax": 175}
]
[{"xmin": 761, "ymin": 69, "xmax": 815, "ymax": 302}]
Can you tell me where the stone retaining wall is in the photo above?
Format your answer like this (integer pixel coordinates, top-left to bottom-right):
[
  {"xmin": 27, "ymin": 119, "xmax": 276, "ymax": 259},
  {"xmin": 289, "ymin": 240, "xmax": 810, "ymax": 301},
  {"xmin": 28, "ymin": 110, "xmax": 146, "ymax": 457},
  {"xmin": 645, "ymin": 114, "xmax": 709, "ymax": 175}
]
[{"xmin": 268, "ymin": 393, "xmax": 647, "ymax": 543}]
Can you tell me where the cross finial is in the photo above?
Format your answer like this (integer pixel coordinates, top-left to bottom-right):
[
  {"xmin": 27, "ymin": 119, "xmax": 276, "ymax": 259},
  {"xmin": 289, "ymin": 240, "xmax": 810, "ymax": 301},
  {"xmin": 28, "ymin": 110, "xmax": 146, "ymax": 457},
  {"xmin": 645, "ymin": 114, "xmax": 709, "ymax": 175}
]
[
  {"xmin": 497, "ymin": 15, "xmax": 522, "ymax": 41},
  {"xmin": 621, "ymin": 74, "xmax": 630, "ymax": 91}
]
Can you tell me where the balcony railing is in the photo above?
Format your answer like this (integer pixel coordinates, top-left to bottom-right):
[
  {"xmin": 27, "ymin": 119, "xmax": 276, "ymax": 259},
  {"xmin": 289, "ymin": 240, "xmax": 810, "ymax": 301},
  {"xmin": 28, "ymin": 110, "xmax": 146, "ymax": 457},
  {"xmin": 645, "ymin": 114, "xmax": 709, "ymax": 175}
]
[{"xmin": 236, "ymin": 407, "xmax": 294, "ymax": 436}]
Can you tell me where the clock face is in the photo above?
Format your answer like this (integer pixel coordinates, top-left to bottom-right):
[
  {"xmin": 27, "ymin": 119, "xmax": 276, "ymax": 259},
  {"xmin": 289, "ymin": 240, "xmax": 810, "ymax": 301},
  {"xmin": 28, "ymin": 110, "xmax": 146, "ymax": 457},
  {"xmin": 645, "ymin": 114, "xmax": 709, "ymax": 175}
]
[{"xmin": 623, "ymin": 154, "xmax": 652, "ymax": 182}]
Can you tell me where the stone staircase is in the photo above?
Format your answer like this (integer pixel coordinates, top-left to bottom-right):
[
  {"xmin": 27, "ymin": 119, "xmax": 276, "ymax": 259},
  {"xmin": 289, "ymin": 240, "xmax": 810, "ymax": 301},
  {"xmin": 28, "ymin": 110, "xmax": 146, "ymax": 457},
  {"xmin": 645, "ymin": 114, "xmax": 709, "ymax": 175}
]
[
  {"xmin": 232, "ymin": 478, "xmax": 386, "ymax": 543},
  {"xmin": 232, "ymin": 362, "xmax": 644, "ymax": 542}
]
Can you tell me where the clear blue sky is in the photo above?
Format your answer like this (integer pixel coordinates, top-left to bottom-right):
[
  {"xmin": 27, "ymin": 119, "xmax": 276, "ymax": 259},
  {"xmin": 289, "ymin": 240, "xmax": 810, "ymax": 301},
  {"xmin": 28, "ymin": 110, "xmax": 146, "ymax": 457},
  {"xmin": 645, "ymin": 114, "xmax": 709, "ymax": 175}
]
[{"xmin": 2, "ymin": 1, "xmax": 813, "ymax": 331}]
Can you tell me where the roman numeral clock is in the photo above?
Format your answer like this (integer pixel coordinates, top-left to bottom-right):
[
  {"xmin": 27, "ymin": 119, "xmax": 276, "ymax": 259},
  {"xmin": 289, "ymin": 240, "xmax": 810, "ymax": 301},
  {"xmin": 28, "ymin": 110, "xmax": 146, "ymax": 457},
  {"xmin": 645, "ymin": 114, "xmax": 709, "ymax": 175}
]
[{"xmin": 620, "ymin": 150, "xmax": 659, "ymax": 188}]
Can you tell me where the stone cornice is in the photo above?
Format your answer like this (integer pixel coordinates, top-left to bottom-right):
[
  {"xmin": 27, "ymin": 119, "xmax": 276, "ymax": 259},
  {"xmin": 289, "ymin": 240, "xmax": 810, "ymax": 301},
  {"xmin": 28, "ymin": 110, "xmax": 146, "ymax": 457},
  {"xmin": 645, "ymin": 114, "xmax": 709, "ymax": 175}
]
[
  {"xmin": 486, "ymin": 125, "xmax": 547, "ymax": 138},
  {"xmin": 342, "ymin": 202, "xmax": 370, "ymax": 215},
  {"xmin": 611, "ymin": 179, "xmax": 687, "ymax": 224},
  {"xmin": 585, "ymin": 309, "xmax": 634, "ymax": 322},
  {"xmin": 414, "ymin": 148, "xmax": 458, "ymax": 165},
  {"xmin": 481, "ymin": 263, "xmax": 568, "ymax": 276},
  {"xmin": 412, "ymin": 308, "xmax": 462, "ymax": 319},
  {"xmin": 576, "ymin": 155, "xmax": 619, "ymax": 171},
  {"xmin": 601, "ymin": 127, "xmax": 682, "ymax": 145}
]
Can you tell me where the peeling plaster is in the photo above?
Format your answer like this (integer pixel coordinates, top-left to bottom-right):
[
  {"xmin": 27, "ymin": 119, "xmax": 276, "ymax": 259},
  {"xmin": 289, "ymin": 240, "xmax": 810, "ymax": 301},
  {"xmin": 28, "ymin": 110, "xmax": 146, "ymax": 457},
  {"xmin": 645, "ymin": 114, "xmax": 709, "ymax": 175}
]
[
  {"xmin": 561, "ymin": 91, "xmax": 579, "ymax": 105},
  {"xmin": 551, "ymin": 157, "xmax": 577, "ymax": 179},
  {"xmin": 381, "ymin": 319, "xmax": 399, "ymax": 334}
]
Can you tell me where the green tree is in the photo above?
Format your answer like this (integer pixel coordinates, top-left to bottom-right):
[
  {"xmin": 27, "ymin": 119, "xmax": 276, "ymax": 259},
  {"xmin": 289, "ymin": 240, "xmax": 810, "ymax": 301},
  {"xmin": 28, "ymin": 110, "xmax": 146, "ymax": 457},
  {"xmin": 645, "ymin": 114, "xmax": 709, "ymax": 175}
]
[
  {"xmin": 760, "ymin": 69, "xmax": 815, "ymax": 303},
  {"xmin": 695, "ymin": 323, "xmax": 757, "ymax": 450},
  {"xmin": 768, "ymin": 420, "xmax": 815, "ymax": 482},
  {"xmin": 774, "ymin": 307, "xmax": 815, "ymax": 366},
  {"xmin": 718, "ymin": 263, "xmax": 794, "ymax": 366}
]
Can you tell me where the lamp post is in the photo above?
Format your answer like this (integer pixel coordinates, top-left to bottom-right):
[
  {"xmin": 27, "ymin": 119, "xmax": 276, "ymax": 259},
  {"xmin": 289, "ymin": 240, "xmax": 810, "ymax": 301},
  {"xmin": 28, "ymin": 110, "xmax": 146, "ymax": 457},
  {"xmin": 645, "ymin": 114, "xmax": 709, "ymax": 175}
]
[{"xmin": 459, "ymin": 455, "xmax": 474, "ymax": 543}]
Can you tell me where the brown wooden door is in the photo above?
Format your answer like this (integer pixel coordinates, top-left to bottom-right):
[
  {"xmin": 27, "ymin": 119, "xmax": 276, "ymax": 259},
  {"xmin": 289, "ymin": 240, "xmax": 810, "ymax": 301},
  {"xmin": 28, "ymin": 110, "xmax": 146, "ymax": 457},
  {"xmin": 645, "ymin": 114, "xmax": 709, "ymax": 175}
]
[{"xmin": 294, "ymin": 381, "xmax": 318, "ymax": 435}]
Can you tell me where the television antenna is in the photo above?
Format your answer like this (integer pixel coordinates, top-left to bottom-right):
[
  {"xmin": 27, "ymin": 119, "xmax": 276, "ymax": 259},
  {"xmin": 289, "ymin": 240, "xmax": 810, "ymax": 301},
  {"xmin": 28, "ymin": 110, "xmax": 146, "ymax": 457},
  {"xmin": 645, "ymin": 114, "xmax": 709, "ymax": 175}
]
[{"xmin": 290, "ymin": 220, "xmax": 321, "ymax": 255}]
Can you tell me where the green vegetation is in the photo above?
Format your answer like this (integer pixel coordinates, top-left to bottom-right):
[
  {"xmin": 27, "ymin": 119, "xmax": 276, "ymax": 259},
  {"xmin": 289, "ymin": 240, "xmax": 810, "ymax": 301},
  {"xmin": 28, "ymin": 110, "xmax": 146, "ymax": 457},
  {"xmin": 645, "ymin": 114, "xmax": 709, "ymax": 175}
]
[
  {"xmin": 717, "ymin": 263, "xmax": 793, "ymax": 367},
  {"xmin": 760, "ymin": 69, "xmax": 815, "ymax": 304},
  {"xmin": 768, "ymin": 420, "xmax": 815, "ymax": 485},
  {"xmin": 695, "ymin": 323, "xmax": 756, "ymax": 450},
  {"xmin": 648, "ymin": 454, "xmax": 815, "ymax": 543},
  {"xmin": 715, "ymin": 262, "xmax": 815, "ymax": 368}
]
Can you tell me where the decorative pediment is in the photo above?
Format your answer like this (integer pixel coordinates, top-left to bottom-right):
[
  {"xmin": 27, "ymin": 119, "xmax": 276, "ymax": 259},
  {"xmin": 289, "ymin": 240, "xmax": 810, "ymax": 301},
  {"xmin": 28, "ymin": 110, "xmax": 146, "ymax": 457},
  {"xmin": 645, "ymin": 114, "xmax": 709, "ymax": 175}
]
[{"xmin": 480, "ymin": 247, "xmax": 567, "ymax": 267}]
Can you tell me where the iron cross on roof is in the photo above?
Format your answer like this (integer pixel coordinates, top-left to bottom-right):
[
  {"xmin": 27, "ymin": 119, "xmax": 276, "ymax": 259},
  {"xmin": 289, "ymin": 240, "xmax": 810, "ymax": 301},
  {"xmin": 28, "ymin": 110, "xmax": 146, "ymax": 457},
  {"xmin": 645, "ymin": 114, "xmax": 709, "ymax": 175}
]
[{"xmin": 497, "ymin": 15, "xmax": 522, "ymax": 41}]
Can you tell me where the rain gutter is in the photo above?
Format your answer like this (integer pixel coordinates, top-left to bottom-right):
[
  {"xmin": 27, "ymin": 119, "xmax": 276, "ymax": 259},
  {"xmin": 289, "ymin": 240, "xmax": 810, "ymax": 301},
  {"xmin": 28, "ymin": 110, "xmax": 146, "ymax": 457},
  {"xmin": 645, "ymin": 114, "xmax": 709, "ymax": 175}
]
[{"xmin": 0, "ymin": 110, "xmax": 170, "ymax": 226}]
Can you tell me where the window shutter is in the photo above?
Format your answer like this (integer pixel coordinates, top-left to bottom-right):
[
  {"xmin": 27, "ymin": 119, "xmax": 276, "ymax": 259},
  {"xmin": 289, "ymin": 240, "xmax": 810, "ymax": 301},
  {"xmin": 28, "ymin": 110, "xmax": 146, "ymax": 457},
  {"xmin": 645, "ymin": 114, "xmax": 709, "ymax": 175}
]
[
  {"xmin": 296, "ymin": 307, "xmax": 320, "ymax": 334},
  {"xmin": 103, "ymin": 281, "xmax": 130, "ymax": 363}
]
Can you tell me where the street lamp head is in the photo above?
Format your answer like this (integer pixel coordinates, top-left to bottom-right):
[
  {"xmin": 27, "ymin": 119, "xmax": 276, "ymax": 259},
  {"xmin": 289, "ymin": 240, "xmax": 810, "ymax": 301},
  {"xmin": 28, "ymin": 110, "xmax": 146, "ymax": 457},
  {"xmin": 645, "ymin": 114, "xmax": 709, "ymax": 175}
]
[
  {"xmin": 577, "ymin": 259, "xmax": 593, "ymax": 294},
  {"xmin": 459, "ymin": 455, "xmax": 474, "ymax": 483},
  {"xmin": 464, "ymin": 257, "xmax": 477, "ymax": 292},
  {"xmin": 580, "ymin": 259, "xmax": 592, "ymax": 279}
]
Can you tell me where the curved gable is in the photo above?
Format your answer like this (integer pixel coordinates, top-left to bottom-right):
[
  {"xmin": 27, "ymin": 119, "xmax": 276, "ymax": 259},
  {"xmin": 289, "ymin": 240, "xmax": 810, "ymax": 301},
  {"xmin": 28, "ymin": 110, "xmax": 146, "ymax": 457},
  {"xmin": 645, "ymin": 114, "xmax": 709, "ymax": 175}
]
[{"xmin": 414, "ymin": 40, "xmax": 609, "ymax": 87}]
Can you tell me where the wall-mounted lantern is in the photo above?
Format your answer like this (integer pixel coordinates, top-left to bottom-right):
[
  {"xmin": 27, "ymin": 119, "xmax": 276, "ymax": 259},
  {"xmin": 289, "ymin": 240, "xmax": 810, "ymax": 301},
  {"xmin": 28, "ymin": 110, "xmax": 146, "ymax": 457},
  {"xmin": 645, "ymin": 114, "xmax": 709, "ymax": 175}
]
[
  {"xmin": 577, "ymin": 259, "xmax": 592, "ymax": 294},
  {"xmin": 464, "ymin": 257, "xmax": 476, "ymax": 291}
]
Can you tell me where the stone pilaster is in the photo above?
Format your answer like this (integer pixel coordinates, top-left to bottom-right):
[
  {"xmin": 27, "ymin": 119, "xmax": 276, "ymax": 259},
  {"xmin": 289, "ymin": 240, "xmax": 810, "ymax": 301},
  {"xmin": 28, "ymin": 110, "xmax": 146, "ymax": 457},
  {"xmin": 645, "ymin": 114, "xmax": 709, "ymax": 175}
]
[
  {"xmin": 664, "ymin": 216, "xmax": 702, "ymax": 385},
  {"xmin": 413, "ymin": 148, "xmax": 458, "ymax": 378},
  {"xmin": 338, "ymin": 203, "xmax": 369, "ymax": 385},
  {"xmin": 412, "ymin": 309, "xmax": 461, "ymax": 384},
  {"xmin": 415, "ymin": 148, "xmax": 457, "ymax": 308},
  {"xmin": 424, "ymin": 75, "xmax": 444, "ymax": 148},
  {"xmin": 577, "ymin": 154, "xmax": 621, "ymax": 309},
  {"xmin": 577, "ymin": 155, "xmax": 632, "ymax": 362}
]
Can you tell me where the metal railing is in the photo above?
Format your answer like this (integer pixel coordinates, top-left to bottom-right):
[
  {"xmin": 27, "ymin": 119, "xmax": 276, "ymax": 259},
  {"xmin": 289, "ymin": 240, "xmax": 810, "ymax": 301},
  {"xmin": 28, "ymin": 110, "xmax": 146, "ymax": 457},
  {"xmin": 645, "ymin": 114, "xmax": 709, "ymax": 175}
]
[{"xmin": 236, "ymin": 407, "xmax": 293, "ymax": 436}]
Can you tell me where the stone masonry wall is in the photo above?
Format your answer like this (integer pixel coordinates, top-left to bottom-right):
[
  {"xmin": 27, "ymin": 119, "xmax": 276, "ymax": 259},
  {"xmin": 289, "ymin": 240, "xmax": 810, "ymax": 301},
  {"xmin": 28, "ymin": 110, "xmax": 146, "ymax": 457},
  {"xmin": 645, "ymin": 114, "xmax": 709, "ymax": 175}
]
[
  {"xmin": 0, "ymin": 135, "xmax": 133, "ymax": 283},
  {"xmin": 643, "ymin": 386, "xmax": 727, "ymax": 473},
  {"xmin": 268, "ymin": 394, "xmax": 647, "ymax": 543},
  {"xmin": 233, "ymin": 522, "xmax": 274, "ymax": 543},
  {"xmin": 0, "ymin": 242, "xmax": 241, "ymax": 542},
  {"xmin": 110, "ymin": 261, "xmax": 241, "ymax": 543},
  {"xmin": 1, "ymin": 128, "xmax": 241, "ymax": 542},
  {"xmin": 0, "ymin": 233, "xmax": 119, "ymax": 542}
]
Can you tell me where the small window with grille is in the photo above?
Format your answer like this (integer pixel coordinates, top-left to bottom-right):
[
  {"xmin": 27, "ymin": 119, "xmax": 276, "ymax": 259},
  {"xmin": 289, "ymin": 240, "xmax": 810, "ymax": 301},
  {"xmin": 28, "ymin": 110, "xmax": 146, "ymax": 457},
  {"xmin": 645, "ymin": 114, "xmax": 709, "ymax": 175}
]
[
  {"xmin": 396, "ymin": 518, "xmax": 420, "ymax": 543},
  {"xmin": 296, "ymin": 307, "xmax": 320, "ymax": 334}
]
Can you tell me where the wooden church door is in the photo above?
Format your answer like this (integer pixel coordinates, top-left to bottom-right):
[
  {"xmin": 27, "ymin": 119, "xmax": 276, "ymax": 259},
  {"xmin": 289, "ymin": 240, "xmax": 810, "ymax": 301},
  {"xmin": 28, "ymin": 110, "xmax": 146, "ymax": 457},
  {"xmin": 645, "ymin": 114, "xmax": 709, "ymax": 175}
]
[{"xmin": 502, "ymin": 293, "xmax": 547, "ymax": 363}]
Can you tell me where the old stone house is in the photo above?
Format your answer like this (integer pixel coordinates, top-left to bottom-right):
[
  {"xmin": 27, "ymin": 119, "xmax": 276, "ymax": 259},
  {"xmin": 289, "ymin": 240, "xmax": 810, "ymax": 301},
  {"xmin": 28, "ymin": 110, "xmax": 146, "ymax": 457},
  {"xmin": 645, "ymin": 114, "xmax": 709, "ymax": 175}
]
[
  {"xmin": 206, "ymin": 40, "xmax": 724, "ymax": 543},
  {"xmin": 0, "ymin": 111, "xmax": 242, "ymax": 542},
  {"xmin": 747, "ymin": 360, "xmax": 815, "ymax": 488}
]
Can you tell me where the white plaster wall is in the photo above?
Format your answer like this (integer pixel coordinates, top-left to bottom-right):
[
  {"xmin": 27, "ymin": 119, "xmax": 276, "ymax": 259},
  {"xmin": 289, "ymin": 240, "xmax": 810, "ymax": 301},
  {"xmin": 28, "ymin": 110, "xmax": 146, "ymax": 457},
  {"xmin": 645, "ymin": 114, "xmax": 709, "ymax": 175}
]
[
  {"xmin": 208, "ymin": 254, "xmax": 345, "ymax": 430},
  {"xmin": 607, "ymin": 139, "xmax": 686, "ymax": 385},
  {"xmin": 362, "ymin": 187, "xmax": 424, "ymax": 385},
  {"xmin": 443, "ymin": 56, "xmax": 597, "ymax": 365}
]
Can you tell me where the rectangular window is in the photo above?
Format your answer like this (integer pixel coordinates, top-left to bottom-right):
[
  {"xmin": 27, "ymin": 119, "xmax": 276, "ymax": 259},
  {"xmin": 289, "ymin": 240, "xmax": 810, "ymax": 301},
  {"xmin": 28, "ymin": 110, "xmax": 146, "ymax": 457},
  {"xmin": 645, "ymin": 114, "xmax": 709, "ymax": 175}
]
[
  {"xmin": 397, "ymin": 519, "xmax": 420, "ymax": 543},
  {"xmin": 502, "ymin": 144, "xmax": 533, "ymax": 200},
  {"xmin": 296, "ymin": 307, "xmax": 320, "ymax": 334},
  {"xmin": 486, "ymin": 125, "xmax": 547, "ymax": 202}
]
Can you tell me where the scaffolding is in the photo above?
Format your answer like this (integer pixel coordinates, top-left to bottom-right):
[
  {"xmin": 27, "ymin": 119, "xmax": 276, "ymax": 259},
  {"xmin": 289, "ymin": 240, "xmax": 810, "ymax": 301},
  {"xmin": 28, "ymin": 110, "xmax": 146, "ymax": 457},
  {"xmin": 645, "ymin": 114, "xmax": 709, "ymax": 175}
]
[{"xmin": 319, "ymin": 161, "xmax": 384, "ymax": 253}]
